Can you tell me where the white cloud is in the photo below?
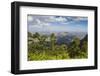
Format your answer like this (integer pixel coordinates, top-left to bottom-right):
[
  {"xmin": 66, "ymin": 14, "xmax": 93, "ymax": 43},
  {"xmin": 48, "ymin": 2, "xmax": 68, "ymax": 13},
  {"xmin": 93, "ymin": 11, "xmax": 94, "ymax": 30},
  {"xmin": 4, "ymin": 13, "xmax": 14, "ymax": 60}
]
[
  {"xmin": 28, "ymin": 16, "xmax": 33, "ymax": 22},
  {"xmin": 36, "ymin": 19, "xmax": 41, "ymax": 24},
  {"xmin": 64, "ymin": 16, "xmax": 88, "ymax": 22},
  {"xmin": 28, "ymin": 15, "xmax": 71, "ymax": 32},
  {"xmin": 28, "ymin": 15, "xmax": 87, "ymax": 32},
  {"xmin": 67, "ymin": 17, "xmax": 87, "ymax": 22},
  {"xmin": 47, "ymin": 16, "xmax": 67, "ymax": 22},
  {"xmin": 29, "ymin": 25, "xmax": 41, "ymax": 28},
  {"xmin": 29, "ymin": 18, "xmax": 50, "ymax": 29},
  {"xmin": 55, "ymin": 17, "xmax": 67, "ymax": 22},
  {"xmin": 28, "ymin": 15, "xmax": 68, "ymax": 25},
  {"xmin": 76, "ymin": 17, "xmax": 87, "ymax": 21}
]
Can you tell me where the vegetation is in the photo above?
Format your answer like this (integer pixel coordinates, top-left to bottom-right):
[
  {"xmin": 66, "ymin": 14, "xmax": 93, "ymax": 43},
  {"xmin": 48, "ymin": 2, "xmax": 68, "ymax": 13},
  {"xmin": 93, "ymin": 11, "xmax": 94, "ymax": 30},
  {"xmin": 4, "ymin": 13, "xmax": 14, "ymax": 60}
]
[{"xmin": 28, "ymin": 32, "xmax": 88, "ymax": 61}]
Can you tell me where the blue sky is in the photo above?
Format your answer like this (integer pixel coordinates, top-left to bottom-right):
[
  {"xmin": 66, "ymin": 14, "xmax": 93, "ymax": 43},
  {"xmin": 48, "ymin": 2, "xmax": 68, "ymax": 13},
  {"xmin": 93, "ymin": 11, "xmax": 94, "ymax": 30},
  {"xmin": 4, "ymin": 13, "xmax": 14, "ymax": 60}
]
[{"xmin": 28, "ymin": 15, "xmax": 88, "ymax": 33}]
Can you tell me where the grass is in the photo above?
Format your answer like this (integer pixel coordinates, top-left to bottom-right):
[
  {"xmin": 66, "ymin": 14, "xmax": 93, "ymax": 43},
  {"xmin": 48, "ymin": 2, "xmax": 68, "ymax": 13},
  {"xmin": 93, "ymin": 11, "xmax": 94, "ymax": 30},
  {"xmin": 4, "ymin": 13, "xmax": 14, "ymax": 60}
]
[{"xmin": 28, "ymin": 50, "xmax": 70, "ymax": 61}]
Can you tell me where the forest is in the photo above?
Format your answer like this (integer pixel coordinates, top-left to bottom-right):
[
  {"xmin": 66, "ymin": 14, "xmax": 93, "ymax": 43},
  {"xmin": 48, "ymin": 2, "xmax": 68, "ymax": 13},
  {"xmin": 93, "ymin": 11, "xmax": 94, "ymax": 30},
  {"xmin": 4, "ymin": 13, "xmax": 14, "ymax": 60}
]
[{"xmin": 28, "ymin": 32, "xmax": 88, "ymax": 61}]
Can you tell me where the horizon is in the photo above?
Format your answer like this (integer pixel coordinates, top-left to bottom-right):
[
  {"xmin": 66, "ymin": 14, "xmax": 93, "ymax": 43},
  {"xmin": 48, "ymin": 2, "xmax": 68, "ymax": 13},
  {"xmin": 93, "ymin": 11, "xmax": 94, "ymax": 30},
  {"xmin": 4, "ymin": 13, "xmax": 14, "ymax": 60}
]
[{"xmin": 28, "ymin": 30, "xmax": 87, "ymax": 33}]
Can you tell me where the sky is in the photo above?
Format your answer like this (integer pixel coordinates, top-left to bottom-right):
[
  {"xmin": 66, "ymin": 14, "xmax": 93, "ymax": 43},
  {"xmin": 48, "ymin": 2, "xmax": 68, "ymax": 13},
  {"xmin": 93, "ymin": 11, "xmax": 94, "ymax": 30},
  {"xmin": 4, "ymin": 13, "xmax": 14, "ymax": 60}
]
[{"xmin": 27, "ymin": 15, "xmax": 88, "ymax": 33}]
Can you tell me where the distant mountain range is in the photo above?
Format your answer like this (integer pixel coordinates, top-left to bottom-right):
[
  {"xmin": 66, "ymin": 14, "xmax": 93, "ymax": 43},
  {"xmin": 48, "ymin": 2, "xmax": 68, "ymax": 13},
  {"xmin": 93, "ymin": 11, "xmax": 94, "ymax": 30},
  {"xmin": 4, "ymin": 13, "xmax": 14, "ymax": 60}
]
[
  {"xmin": 29, "ymin": 31, "xmax": 87, "ymax": 45},
  {"xmin": 57, "ymin": 32, "xmax": 87, "ymax": 45}
]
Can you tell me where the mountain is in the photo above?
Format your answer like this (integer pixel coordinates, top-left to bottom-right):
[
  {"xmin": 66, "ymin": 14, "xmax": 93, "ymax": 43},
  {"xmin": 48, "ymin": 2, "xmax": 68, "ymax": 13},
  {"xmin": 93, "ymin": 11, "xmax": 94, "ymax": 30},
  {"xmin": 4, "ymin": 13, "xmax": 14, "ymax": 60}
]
[
  {"xmin": 80, "ymin": 34, "xmax": 88, "ymax": 45},
  {"xmin": 56, "ymin": 32, "xmax": 87, "ymax": 45},
  {"xmin": 81, "ymin": 34, "xmax": 88, "ymax": 41},
  {"xmin": 29, "ymin": 31, "xmax": 87, "ymax": 45}
]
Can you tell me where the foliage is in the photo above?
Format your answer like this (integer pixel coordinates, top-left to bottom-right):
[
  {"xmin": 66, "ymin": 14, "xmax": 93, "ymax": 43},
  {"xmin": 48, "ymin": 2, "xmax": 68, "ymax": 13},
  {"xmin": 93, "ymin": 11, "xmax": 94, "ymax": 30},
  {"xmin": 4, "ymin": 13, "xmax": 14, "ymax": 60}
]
[
  {"xmin": 68, "ymin": 37, "xmax": 81, "ymax": 58},
  {"xmin": 50, "ymin": 33, "xmax": 56, "ymax": 50},
  {"xmin": 28, "ymin": 32, "xmax": 88, "ymax": 61}
]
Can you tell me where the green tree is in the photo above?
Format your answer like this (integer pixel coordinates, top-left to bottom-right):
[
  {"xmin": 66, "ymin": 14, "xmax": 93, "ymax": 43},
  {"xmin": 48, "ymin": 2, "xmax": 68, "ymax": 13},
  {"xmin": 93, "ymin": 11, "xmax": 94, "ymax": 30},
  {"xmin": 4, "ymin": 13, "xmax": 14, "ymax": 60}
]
[
  {"xmin": 33, "ymin": 32, "xmax": 47, "ymax": 44},
  {"xmin": 59, "ymin": 44, "xmax": 68, "ymax": 51},
  {"xmin": 28, "ymin": 32, "xmax": 32, "ymax": 37},
  {"xmin": 38, "ymin": 35, "xmax": 47, "ymax": 44},
  {"xmin": 28, "ymin": 32, "xmax": 34, "ymax": 44},
  {"xmin": 68, "ymin": 37, "xmax": 81, "ymax": 58},
  {"xmin": 50, "ymin": 33, "xmax": 56, "ymax": 50},
  {"xmin": 81, "ymin": 41, "xmax": 87, "ymax": 52},
  {"xmin": 80, "ymin": 41, "xmax": 88, "ymax": 58},
  {"xmin": 33, "ymin": 32, "xmax": 40, "ymax": 39}
]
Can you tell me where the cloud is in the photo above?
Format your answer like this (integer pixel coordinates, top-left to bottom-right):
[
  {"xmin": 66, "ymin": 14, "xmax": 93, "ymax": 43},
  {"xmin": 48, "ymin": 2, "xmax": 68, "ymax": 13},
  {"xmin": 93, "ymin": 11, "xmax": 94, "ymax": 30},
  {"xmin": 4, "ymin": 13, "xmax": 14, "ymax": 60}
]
[
  {"xmin": 66, "ymin": 16, "xmax": 87, "ymax": 22},
  {"xmin": 28, "ymin": 15, "xmax": 68, "ymax": 26},
  {"xmin": 28, "ymin": 16, "xmax": 33, "ymax": 22},
  {"xmin": 28, "ymin": 15, "xmax": 88, "ymax": 32},
  {"xmin": 28, "ymin": 16, "xmax": 51, "ymax": 32},
  {"xmin": 60, "ymin": 17, "xmax": 88, "ymax": 25},
  {"xmin": 75, "ymin": 17, "xmax": 87, "ymax": 21},
  {"xmin": 29, "ymin": 25, "xmax": 41, "ymax": 28},
  {"xmin": 47, "ymin": 16, "xmax": 67, "ymax": 22},
  {"xmin": 55, "ymin": 17, "xmax": 67, "ymax": 22}
]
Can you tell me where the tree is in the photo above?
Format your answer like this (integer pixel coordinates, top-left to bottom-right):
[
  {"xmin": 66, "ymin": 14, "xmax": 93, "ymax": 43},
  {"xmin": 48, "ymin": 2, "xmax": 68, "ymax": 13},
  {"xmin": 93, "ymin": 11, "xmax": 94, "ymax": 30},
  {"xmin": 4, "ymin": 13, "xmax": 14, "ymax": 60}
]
[
  {"xmin": 81, "ymin": 41, "xmax": 87, "ymax": 52},
  {"xmin": 28, "ymin": 32, "xmax": 40, "ymax": 44},
  {"xmin": 80, "ymin": 41, "xmax": 88, "ymax": 58},
  {"xmin": 38, "ymin": 35, "xmax": 47, "ymax": 44},
  {"xmin": 33, "ymin": 32, "xmax": 47, "ymax": 44},
  {"xmin": 79, "ymin": 35, "xmax": 88, "ymax": 58},
  {"xmin": 60, "ymin": 44, "xmax": 68, "ymax": 51},
  {"xmin": 68, "ymin": 37, "xmax": 81, "ymax": 58},
  {"xmin": 28, "ymin": 32, "xmax": 32, "ymax": 37},
  {"xmin": 50, "ymin": 33, "xmax": 56, "ymax": 50},
  {"xmin": 33, "ymin": 32, "xmax": 40, "ymax": 39},
  {"xmin": 28, "ymin": 32, "xmax": 34, "ymax": 44}
]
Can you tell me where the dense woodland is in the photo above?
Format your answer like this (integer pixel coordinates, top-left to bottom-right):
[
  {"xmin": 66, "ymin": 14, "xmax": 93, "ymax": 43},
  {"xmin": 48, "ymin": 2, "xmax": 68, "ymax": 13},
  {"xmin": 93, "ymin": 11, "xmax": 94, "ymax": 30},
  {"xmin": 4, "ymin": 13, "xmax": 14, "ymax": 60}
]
[{"xmin": 28, "ymin": 32, "xmax": 88, "ymax": 61}]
